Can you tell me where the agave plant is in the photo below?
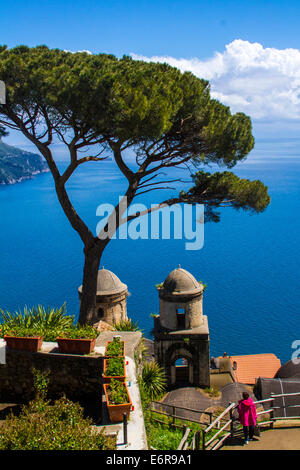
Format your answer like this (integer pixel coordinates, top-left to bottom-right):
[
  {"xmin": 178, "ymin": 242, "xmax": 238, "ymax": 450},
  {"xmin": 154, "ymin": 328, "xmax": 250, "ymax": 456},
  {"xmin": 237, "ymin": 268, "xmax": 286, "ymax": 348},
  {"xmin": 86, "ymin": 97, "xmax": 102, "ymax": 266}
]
[
  {"xmin": 113, "ymin": 319, "xmax": 141, "ymax": 332},
  {"xmin": 141, "ymin": 361, "xmax": 166, "ymax": 400},
  {"xmin": 0, "ymin": 304, "xmax": 74, "ymax": 330}
]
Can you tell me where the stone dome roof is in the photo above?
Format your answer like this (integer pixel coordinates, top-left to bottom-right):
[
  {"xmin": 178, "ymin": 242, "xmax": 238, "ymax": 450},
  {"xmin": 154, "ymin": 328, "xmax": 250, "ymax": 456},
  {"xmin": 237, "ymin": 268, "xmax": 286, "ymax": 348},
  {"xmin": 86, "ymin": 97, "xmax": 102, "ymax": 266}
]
[
  {"xmin": 78, "ymin": 268, "xmax": 127, "ymax": 296},
  {"xmin": 274, "ymin": 360, "xmax": 300, "ymax": 379},
  {"xmin": 96, "ymin": 268, "xmax": 127, "ymax": 295},
  {"xmin": 162, "ymin": 267, "xmax": 203, "ymax": 294}
]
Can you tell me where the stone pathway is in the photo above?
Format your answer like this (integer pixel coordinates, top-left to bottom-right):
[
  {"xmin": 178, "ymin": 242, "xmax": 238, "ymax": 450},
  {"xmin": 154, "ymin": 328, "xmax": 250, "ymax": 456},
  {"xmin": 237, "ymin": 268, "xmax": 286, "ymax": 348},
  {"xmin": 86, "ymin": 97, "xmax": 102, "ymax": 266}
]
[{"xmin": 94, "ymin": 335, "xmax": 148, "ymax": 450}]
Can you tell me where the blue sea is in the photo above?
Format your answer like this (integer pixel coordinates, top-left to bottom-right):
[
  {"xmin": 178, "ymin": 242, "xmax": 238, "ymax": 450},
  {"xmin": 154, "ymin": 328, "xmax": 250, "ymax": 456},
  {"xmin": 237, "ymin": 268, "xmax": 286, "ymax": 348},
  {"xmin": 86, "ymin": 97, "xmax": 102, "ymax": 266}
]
[{"xmin": 0, "ymin": 137, "xmax": 300, "ymax": 364}]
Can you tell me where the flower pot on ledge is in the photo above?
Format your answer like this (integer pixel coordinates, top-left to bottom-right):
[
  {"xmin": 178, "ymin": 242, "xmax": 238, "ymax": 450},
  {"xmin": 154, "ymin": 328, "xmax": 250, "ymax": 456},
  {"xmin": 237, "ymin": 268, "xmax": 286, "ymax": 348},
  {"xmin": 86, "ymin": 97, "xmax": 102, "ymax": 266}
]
[
  {"xmin": 4, "ymin": 335, "xmax": 43, "ymax": 352},
  {"xmin": 56, "ymin": 337, "xmax": 96, "ymax": 355},
  {"xmin": 103, "ymin": 357, "xmax": 126, "ymax": 384},
  {"xmin": 104, "ymin": 340, "xmax": 125, "ymax": 357},
  {"xmin": 104, "ymin": 382, "xmax": 132, "ymax": 423}
]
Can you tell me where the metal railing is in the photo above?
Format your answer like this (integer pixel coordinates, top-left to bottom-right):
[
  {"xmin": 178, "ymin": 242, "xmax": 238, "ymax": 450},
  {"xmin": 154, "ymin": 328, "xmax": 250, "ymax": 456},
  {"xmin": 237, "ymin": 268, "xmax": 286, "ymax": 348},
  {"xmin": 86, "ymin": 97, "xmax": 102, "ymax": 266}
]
[{"xmin": 201, "ymin": 391, "xmax": 300, "ymax": 450}]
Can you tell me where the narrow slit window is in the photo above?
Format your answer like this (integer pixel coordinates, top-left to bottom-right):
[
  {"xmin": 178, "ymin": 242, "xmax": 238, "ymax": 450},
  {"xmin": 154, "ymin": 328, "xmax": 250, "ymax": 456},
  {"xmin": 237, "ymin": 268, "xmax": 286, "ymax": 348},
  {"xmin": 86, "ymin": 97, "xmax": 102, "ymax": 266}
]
[{"xmin": 176, "ymin": 308, "xmax": 185, "ymax": 329}]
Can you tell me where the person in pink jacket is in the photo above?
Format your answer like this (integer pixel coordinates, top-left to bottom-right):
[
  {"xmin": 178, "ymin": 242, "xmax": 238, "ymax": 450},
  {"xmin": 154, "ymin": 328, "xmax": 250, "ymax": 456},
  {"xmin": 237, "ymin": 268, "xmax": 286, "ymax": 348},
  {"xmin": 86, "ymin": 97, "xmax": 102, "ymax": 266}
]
[{"xmin": 238, "ymin": 392, "xmax": 257, "ymax": 445}]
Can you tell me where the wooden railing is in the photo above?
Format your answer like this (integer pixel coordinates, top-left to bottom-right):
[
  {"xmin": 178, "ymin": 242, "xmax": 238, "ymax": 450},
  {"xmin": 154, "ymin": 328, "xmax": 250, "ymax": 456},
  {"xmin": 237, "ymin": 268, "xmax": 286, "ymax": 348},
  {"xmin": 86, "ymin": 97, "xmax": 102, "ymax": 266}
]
[
  {"xmin": 150, "ymin": 391, "xmax": 300, "ymax": 451},
  {"xmin": 201, "ymin": 391, "xmax": 300, "ymax": 450},
  {"xmin": 149, "ymin": 401, "xmax": 214, "ymax": 428}
]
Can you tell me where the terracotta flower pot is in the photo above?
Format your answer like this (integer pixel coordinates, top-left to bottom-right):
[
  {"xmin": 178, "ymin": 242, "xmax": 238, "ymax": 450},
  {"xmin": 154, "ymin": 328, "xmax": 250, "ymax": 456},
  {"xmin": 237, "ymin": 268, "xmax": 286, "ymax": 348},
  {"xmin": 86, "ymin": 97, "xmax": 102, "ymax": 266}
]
[
  {"xmin": 4, "ymin": 335, "xmax": 43, "ymax": 352},
  {"xmin": 104, "ymin": 340, "xmax": 125, "ymax": 357},
  {"xmin": 103, "ymin": 357, "xmax": 126, "ymax": 384},
  {"xmin": 103, "ymin": 382, "xmax": 132, "ymax": 423},
  {"xmin": 56, "ymin": 337, "xmax": 96, "ymax": 355}
]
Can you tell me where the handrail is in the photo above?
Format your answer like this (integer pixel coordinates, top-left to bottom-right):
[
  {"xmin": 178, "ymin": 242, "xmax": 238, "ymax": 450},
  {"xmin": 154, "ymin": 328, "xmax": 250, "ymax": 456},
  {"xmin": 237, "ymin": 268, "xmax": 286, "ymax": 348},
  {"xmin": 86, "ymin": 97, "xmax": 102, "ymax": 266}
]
[
  {"xmin": 268, "ymin": 392, "xmax": 300, "ymax": 398},
  {"xmin": 150, "ymin": 401, "xmax": 213, "ymax": 416},
  {"xmin": 177, "ymin": 427, "xmax": 191, "ymax": 450},
  {"xmin": 204, "ymin": 420, "xmax": 232, "ymax": 447},
  {"xmin": 204, "ymin": 403, "xmax": 235, "ymax": 434}
]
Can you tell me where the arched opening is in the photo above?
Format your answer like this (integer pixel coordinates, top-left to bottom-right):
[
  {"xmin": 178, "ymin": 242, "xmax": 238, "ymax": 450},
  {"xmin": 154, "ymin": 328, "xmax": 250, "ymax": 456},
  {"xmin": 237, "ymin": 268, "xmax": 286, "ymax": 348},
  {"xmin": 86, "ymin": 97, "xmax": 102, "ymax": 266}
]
[
  {"xmin": 174, "ymin": 357, "xmax": 190, "ymax": 384},
  {"xmin": 97, "ymin": 308, "xmax": 104, "ymax": 319}
]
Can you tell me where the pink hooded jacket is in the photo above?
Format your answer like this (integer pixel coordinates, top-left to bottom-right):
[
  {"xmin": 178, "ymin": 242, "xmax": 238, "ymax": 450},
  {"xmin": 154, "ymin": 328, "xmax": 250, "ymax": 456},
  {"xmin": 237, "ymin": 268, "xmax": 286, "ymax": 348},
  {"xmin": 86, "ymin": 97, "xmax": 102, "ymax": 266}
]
[{"xmin": 238, "ymin": 397, "xmax": 257, "ymax": 426}]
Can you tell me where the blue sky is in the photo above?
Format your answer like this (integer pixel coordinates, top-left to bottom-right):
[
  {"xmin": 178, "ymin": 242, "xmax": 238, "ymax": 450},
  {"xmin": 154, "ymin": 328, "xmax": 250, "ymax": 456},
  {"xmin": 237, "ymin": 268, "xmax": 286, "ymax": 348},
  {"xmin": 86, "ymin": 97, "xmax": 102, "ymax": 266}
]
[
  {"xmin": 1, "ymin": 0, "xmax": 300, "ymax": 57},
  {"xmin": 2, "ymin": 0, "xmax": 300, "ymax": 145}
]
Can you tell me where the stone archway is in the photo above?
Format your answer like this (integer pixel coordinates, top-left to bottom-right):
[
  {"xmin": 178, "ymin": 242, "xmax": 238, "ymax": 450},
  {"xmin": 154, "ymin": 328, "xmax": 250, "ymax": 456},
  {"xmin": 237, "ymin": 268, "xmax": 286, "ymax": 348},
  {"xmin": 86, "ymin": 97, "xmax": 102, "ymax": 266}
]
[
  {"xmin": 173, "ymin": 357, "xmax": 190, "ymax": 385},
  {"xmin": 169, "ymin": 349, "xmax": 195, "ymax": 387}
]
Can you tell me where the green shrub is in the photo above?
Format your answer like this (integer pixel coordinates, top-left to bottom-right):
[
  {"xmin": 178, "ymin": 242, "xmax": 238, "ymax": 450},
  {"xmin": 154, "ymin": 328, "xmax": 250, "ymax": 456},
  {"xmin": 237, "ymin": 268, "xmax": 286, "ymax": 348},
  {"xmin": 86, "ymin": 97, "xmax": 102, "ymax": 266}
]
[
  {"xmin": 0, "ymin": 369, "xmax": 115, "ymax": 450},
  {"xmin": 0, "ymin": 304, "xmax": 74, "ymax": 329},
  {"xmin": 58, "ymin": 325, "xmax": 98, "ymax": 340},
  {"xmin": 104, "ymin": 357, "xmax": 125, "ymax": 377},
  {"xmin": 113, "ymin": 319, "xmax": 141, "ymax": 332},
  {"xmin": 105, "ymin": 337, "xmax": 124, "ymax": 356},
  {"xmin": 141, "ymin": 361, "xmax": 166, "ymax": 400},
  {"xmin": 4, "ymin": 325, "xmax": 44, "ymax": 338},
  {"xmin": 107, "ymin": 379, "xmax": 130, "ymax": 405},
  {"xmin": 203, "ymin": 387, "xmax": 220, "ymax": 398}
]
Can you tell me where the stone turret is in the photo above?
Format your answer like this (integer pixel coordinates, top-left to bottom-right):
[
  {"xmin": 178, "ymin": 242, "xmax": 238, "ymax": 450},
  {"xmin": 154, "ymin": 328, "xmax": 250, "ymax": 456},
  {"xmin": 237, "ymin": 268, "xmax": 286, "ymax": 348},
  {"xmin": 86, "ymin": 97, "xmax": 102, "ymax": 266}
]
[
  {"xmin": 78, "ymin": 268, "xmax": 128, "ymax": 326},
  {"xmin": 154, "ymin": 266, "xmax": 210, "ymax": 388}
]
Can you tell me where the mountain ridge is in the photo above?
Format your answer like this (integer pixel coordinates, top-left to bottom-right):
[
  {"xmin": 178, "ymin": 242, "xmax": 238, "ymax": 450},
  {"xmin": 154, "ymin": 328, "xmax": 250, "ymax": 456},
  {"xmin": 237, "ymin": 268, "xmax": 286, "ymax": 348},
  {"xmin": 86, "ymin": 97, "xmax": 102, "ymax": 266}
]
[{"xmin": 0, "ymin": 139, "xmax": 48, "ymax": 185}]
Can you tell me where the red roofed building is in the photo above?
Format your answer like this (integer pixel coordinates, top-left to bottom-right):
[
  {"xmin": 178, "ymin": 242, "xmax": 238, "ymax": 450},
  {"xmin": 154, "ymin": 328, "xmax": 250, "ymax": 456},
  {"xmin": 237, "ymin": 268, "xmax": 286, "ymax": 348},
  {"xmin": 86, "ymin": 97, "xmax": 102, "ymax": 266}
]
[{"xmin": 229, "ymin": 353, "xmax": 282, "ymax": 385}]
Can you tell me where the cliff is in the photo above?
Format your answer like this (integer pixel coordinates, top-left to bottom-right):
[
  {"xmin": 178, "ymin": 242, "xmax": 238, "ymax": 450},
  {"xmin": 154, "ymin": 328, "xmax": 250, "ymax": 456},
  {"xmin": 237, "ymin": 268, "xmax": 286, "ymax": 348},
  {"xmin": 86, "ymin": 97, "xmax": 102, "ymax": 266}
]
[{"xmin": 0, "ymin": 139, "xmax": 48, "ymax": 185}]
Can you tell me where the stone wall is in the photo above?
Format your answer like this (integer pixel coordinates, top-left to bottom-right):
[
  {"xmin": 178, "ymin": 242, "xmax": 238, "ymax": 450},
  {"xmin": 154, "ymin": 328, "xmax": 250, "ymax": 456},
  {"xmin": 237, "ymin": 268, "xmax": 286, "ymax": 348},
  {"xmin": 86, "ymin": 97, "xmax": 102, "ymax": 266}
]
[{"xmin": 0, "ymin": 349, "xmax": 104, "ymax": 421}]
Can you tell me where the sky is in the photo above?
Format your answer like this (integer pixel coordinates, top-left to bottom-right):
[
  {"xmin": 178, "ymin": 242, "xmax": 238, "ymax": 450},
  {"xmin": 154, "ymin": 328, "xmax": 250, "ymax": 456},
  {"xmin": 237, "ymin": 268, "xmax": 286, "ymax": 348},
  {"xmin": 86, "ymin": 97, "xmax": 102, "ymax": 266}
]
[{"xmin": 1, "ymin": 0, "xmax": 300, "ymax": 145}]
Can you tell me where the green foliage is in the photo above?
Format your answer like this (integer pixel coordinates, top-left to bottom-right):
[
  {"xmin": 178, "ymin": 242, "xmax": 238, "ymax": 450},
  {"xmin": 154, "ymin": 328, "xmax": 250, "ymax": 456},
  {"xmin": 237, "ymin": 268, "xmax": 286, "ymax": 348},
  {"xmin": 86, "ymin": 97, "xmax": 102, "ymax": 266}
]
[
  {"xmin": 105, "ymin": 337, "xmax": 124, "ymax": 356},
  {"xmin": 0, "ymin": 307, "xmax": 98, "ymax": 341},
  {"xmin": 180, "ymin": 170, "xmax": 271, "ymax": 222},
  {"xmin": 107, "ymin": 379, "xmax": 130, "ymax": 405},
  {"xmin": 0, "ymin": 304, "xmax": 75, "ymax": 332},
  {"xmin": 0, "ymin": 45, "xmax": 257, "ymax": 177},
  {"xmin": 141, "ymin": 361, "xmax": 166, "ymax": 401},
  {"xmin": 32, "ymin": 368, "xmax": 50, "ymax": 400},
  {"xmin": 113, "ymin": 318, "xmax": 141, "ymax": 332},
  {"xmin": 150, "ymin": 313, "xmax": 159, "ymax": 318},
  {"xmin": 0, "ymin": 368, "xmax": 115, "ymax": 450},
  {"xmin": 4, "ymin": 325, "xmax": 43, "ymax": 338},
  {"xmin": 203, "ymin": 387, "xmax": 220, "ymax": 398},
  {"xmin": 58, "ymin": 324, "xmax": 98, "ymax": 339},
  {"xmin": 104, "ymin": 357, "xmax": 125, "ymax": 377}
]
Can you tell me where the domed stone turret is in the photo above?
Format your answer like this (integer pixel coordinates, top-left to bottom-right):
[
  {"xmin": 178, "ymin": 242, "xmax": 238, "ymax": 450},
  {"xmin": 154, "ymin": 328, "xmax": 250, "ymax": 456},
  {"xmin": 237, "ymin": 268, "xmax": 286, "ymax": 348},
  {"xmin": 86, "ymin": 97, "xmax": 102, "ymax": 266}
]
[
  {"xmin": 157, "ymin": 266, "xmax": 204, "ymax": 330},
  {"xmin": 78, "ymin": 268, "xmax": 128, "ymax": 326},
  {"xmin": 153, "ymin": 265, "xmax": 210, "ymax": 389},
  {"xmin": 163, "ymin": 267, "xmax": 203, "ymax": 295},
  {"xmin": 96, "ymin": 268, "xmax": 127, "ymax": 295}
]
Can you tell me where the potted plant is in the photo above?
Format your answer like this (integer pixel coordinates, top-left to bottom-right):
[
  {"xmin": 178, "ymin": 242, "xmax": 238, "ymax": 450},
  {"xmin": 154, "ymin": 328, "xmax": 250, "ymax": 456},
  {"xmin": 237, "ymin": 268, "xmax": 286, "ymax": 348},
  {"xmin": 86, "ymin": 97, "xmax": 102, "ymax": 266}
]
[
  {"xmin": 4, "ymin": 326, "xmax": 43, "ymax": 352},
  {"xmin": 103, "ymin": 356, "xmax": 126, "ymax": 384},
  {"xmin": 105, "ymin": 336, "xmax": 125, "ymax": 357},
  {"xmin": 104, "ymin": 378, "xmax": 132, "ymax": 423},
  {"xmin": 56, "ymin": 325, "xmax": 98, "ymax": 354}
]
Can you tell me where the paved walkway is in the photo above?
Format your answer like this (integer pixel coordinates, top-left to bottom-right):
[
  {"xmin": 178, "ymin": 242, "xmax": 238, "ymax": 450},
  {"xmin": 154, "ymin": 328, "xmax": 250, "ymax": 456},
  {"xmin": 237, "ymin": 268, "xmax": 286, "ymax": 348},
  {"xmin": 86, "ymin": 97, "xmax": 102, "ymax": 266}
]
[
  {"xmin": 94, "ymin": 341, "xmax": 148, "ymax": 450},
  {"xmin": 222, "ymin": 425, "xmax": 300, "ymax": 450}
]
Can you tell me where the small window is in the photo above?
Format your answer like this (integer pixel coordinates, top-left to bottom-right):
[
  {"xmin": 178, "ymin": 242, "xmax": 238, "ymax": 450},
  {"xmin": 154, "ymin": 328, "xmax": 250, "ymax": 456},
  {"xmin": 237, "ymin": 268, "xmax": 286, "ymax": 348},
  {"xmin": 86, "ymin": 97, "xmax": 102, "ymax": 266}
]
[
  {"xmin": 176, "ymin": 308, "xmax": 185, "ymax": 329},
  {"xmin": 98, "ymin": 308, "xmax": 104, "ymax": 319}
]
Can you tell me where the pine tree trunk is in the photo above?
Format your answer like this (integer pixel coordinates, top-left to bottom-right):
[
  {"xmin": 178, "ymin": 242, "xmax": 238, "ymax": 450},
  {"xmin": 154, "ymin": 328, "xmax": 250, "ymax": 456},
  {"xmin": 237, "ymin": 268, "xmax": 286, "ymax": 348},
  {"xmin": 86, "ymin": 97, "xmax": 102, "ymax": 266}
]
[{"xmin": 78, "ymin": 241, "xmax": 103, "ymax": 325}]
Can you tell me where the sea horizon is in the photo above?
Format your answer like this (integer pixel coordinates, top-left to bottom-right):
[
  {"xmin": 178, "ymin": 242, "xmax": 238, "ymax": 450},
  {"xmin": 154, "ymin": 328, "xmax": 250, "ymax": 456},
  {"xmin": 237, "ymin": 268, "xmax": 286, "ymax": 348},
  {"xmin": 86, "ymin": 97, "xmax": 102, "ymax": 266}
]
[{"xmin": 0, "ymin": 136, "xmax": 299, "ymax": 364}]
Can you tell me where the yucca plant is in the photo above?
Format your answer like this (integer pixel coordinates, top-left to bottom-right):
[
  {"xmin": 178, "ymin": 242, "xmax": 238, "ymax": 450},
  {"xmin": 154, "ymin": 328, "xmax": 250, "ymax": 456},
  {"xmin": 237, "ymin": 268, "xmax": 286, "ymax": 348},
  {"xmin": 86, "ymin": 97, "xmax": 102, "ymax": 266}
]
[
  {"xmin": 0, "ymin": 304, "xmax": 74, "ymax": 329},
  {"xmin": 141, "ymin": 361, "xmax": 166, "ymax": 400},
  {"xmin": 0, "ymin": 304, "xmax": 74, "ymax": 340},
  {"xmin": 113, "ymin": 319, "xmax": 141, "ymax": 332}
]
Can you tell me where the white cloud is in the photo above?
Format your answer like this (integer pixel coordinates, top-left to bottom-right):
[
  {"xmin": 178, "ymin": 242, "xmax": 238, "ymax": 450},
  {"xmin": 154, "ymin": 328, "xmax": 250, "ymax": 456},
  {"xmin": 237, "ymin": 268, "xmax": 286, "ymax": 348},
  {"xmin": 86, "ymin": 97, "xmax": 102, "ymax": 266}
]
[{"xmin": 131, "ymin": 40, "xmax": 300, "ymax": 122}]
